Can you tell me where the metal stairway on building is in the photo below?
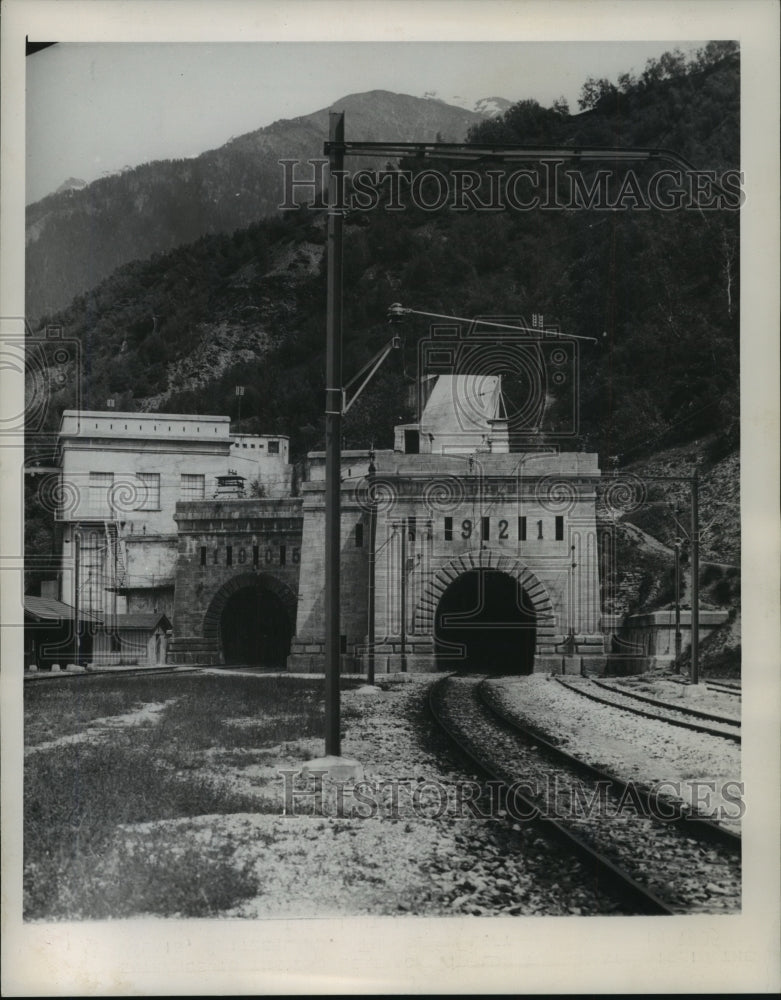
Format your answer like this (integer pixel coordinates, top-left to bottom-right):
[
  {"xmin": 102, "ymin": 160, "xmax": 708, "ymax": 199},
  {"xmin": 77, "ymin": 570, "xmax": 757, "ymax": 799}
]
[{"xmin": 104, "ymin": 519, "xmax": 127, "ymax": 591}]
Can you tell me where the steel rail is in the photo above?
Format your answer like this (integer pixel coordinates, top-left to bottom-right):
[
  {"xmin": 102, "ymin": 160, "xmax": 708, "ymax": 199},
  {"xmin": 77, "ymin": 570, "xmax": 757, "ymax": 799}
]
[
  {"xmin": 705, "ymin": 680, "xmax": 741, "ymax": 696},
  {"xmin": 554, "ymin": 676, "xmax": 741, "ymax": 744},
  {"xmin": 429, "ymin": 676, "xmax": 677, "ymax": 916},
  {"xmin": 589, "ymin": 677, "xmax": 740, "ymax": 727},
  {"xmin": 478, "ymin": 680, "xmax": 741, "ymax": 850},
  {"xmin": 23, "ymin": 665, "xmax": 201, "ymax": 682}
]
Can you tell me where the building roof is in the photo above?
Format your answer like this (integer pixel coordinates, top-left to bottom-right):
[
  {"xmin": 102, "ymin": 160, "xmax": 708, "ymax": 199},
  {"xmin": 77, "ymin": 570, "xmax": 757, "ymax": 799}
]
[
  {"xmin": 24, "ymin": 596, "xmax": 103, "ymax": 624},
  {"xmin": 100, "ymin": 613, "xmax": 172, "ymax": 631}
]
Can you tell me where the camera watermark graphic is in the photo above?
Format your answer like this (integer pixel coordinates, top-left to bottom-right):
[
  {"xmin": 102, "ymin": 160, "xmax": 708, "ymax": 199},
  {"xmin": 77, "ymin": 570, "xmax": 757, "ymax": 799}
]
[
  {"xmin": 418, "ymin": 316, "xmax": 579, "ymax": 445},
  {"xmin": 1, "ymin": 318, "xmax": 82, "ymax": 441},
  {"xmin": 279, "ymin": 771, "xmax": 745, "ymax": 822},
  {"xmin": 279, "ymin": 161, "xmax": 745, "ymax": 213}
]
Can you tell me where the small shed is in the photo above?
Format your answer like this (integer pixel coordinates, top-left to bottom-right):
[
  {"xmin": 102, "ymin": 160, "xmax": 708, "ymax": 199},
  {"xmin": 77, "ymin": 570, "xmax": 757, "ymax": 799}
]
[
  {"xmin": 24, "ymin": 596, "xmax": 103, "ymax": 670},
  {"xmin": 92, "ymin": 613, "xmax": 172, "ymax": 667},
  {"xmin": 213, "ymin": 474, "xmax": 246, "ymax": 498}
]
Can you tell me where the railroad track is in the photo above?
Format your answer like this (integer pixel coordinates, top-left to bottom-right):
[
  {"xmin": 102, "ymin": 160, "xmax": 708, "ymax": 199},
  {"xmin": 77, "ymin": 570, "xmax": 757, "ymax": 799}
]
[
  {"xmin": 555, "ymin": 676, "xmax": 741, "ymax": 743},
  {"xmin": 668, "ymin": 676, "xmax": 742, "ymax": 698},
  {"xmin": 430, "ymin": 674, "xmax": 741, "ymax": 916},
  {"xmin": 705, "ymin": 680, "xmax": 741, "ymax": 697}
]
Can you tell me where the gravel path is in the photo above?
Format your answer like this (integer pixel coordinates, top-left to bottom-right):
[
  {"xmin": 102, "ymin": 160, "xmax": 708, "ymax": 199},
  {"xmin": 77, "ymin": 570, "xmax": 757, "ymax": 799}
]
[{"xmin": 23, "ymin": 700, "xmax": 174, "ymax": 756}]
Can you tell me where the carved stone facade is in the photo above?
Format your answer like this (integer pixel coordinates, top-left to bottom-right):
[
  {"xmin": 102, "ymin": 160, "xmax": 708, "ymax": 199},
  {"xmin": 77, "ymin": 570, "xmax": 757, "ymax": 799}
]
[{"xmin": 288, "ymin": 448, "xmax": 605, "ymax": 674}]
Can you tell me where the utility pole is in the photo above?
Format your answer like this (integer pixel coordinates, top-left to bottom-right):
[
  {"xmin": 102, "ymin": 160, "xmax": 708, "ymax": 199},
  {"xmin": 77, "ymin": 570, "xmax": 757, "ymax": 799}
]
[
  {"xmin": 73, "ymin": 529, "xmax": 81, "ymax": 666},
  {"xmin": 400, "ymin": 517, "xmax": 408, "ymax": 673},
  {"xmin": 324, "ymin": 112, "xmax": 345, "ymax": 757},
  {"xmin": 690, "ymin": 470, "xmax": 700, "ymax": 684},
  {"xmin": 367, "ymin": 455, "xmax": 377, "ymax": 686},
  {"xmin": 317, "ymin": 120, "xmax": 710, "ymax": 752},
  {"xmin": 674, "ymin": 538, "xmax": 682, "ymax": 667}
]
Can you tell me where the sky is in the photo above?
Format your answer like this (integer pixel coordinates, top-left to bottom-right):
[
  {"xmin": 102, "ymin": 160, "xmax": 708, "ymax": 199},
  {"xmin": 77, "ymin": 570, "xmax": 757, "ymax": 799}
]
[{"xmin": 26, "ymin": 39, "xmax": 705, "ymax": 203}]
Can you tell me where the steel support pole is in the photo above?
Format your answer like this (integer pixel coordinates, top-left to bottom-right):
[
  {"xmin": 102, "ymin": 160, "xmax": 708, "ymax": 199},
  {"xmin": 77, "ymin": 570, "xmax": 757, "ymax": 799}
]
[
  {"xmin": 400, "ymin": 517, "xmax": 408, "ymax": 673},
  {"xmin": 690, "ymin": 471, "xmax": 700, "ymax": 685},
  {"xmin": 674, "ymin": 542, "xmax": 682, "ymax": 667},
  {"xmin": 74, "ymin": 529, "xmax": 81, "ymax": 667},
  {"xmin": 324, "ymin": 112, "xmax": 345, "ymax": 756},
  {"xmin": 367, "ymin": 492, "xmax": 377, "ymax": 686}
]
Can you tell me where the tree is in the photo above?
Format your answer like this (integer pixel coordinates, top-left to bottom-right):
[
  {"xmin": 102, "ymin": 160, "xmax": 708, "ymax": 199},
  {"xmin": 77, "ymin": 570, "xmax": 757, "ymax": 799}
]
[{"xmin": 577, "ymin": 77, "xmax": 619, "ymax": 111}]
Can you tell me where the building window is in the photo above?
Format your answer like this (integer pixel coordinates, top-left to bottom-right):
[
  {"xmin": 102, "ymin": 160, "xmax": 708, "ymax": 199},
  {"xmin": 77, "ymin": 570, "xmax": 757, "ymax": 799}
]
[
  {"xmin": 555, "ymin": 516, "xmax": 564, "ymax": 541},
  {"xmin": 253, "ymin": 545, "xmax": 259, "ymax": 567},
  {"xmin": 89, "ymin": 472, "xmax": 114, "ymax": 515},
  {"xmin": 519, "ymin": 516, "xmax": 527, "ymax": 541},
  {"xmin": 481, "ymin": 516, "xmax": 490, "ymax": 541},
  {"xmin": 226, "ymin": 546, "xmax": 233, "ymax": 566},
  {"xmin": 444, "ymin": 516, "xmax": 453, "ymax": 541},
  {"xmin": 181, "ymin": 473, "xmax": 205, "ymax": 500},
  {"xmin": 200, "ymin": 546, "xmax": 207, "ymax": 566},
  {"xmin": 280, "ymin": 544, "xmax": 287, "ymax": 565},
  {"xmin": 137, "ymin": 472, "xmax": 160, "ymax": 510},
  {"xmin": 354, "ymin": 523, "xmax": 363, "ymax": 547},
  {"xmin": 268, "ymin": 440, "xmax": 280, "ymax": 455}
]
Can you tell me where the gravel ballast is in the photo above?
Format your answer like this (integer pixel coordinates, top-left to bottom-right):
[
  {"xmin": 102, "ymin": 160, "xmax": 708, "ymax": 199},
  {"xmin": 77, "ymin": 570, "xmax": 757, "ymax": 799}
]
[
  {"xmin": 484, "ymin": 674, "xmax": 742, "ymax": 832},
  {"xmin": 217, "ymin": 675, "xmax": 632, "ymax": 917}
]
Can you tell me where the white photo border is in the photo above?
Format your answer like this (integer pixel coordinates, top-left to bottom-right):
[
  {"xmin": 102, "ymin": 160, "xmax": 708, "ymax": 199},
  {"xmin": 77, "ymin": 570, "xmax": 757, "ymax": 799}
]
[{"xmin": 2, "ymin": 1, "xmax": 779, "ymax": 995}]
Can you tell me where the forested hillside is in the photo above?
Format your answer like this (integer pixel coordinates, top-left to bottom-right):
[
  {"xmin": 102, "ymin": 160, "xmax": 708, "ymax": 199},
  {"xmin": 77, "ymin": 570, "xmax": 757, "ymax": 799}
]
[
  {"xmin": 26, "ymin": 43, "xmax": 741, "ymax": 595},
  {"xmin": 26, "ymin": 91, "xmax": 485, "ymax": 321}
]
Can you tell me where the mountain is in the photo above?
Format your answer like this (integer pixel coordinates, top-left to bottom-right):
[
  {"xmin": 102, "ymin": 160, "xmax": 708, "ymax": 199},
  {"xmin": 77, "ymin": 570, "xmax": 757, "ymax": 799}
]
[
  {"xmin": 29, "ymin": 45, "xmax": 738, "ymax": 463},
  {"xmin": 25, "ymin": 91, "xmax": 487, "ymax": 323},
  {"xmin": 54, "ymin": 177, "xmax": 87, "ymax": 194},
  {"xmin": 473, "ymin": 97, "xmax": 514, "ymax": 117},
  {"xmin": 422, "ymin": 92, "xmax": 513, "ymax": 117}
]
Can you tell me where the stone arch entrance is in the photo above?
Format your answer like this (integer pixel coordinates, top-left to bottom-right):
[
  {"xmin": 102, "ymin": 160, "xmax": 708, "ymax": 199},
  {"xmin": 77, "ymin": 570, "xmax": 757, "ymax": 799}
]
[
  {"xmin": 203, "ymin": 573, "xmax": 297, "ymax": 668},
  {"xmin": 415, "ymin": 550, "xmax": 557, "ymax": 672},
  {"xmin": 434, "ymin": 568, "xmax": 537, "ymax": 673}
]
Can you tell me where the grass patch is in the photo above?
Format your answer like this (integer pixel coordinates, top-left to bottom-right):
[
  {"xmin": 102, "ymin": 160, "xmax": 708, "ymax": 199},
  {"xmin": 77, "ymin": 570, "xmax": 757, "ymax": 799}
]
[
  {"xmin": 24, "ymin": 672, "xmax": 345, "ymax": 919},
  {"xmin": 24, "ymin": 738, "xmax": 259, "ymax": 919},
  {"xmin": 24, "ymin": 674, "xmax": 173, "ymax": 746},
  {"xmin": 147, "ymin": 674, "xmax": 326, "ymax": 751},
  {"xmin": 27, "ymin": 825, "xmax": 262, "ymax": 921},
  {"xmin": 25, "ymin": 672, "xmax": 332, "ymax": 747}
]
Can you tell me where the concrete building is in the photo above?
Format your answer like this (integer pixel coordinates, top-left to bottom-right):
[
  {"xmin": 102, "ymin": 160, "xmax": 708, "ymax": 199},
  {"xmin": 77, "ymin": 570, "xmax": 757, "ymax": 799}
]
[
  {"xmin": 56, "ymin": 410, "xmax": 291, "ymax": 622},
  {"xmin": 169, "ymin": 375, "xmax": 606, "ymax": 674}
]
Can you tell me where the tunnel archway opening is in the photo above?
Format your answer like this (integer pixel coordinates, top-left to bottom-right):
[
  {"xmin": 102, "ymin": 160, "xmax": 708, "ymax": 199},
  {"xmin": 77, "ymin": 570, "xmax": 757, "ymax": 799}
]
[
  {"xmin": 434, "ymin": 568, "xmax": 536, "ymax": 674},
  {"xmin": 220, "ymin": 584, "xmax": 291, "ymax": 668}
]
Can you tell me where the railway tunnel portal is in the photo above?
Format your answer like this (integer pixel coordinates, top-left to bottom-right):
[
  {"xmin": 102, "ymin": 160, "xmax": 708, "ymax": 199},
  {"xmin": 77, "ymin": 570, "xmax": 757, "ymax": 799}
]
[{"xmin": 434, "ymin": 568, "xmax": 537, "ymax": 673}]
